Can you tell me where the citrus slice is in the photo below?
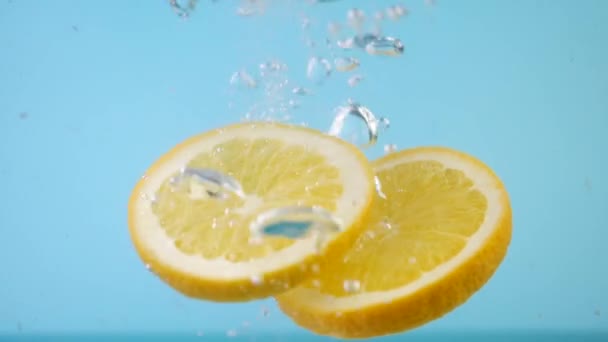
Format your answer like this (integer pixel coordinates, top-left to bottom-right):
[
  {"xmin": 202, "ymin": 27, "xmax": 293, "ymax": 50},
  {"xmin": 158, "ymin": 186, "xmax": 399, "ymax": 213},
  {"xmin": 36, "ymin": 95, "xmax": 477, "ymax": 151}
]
[
  {"xmin": 276, "ymin": 146, "xmax": 512, "ymax": 338},
  {"xmin": 127, "ymin": 122, "xmax": 375, "ymax": 302}
]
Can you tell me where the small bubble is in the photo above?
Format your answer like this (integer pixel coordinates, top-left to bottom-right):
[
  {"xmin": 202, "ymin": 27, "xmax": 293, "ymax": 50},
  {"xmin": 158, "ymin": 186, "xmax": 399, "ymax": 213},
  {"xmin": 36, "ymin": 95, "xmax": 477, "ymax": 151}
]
[
  {"xmin": 169, "ymin": 0, "xmax": 197, "ymax": 18},
  {"xmin": 337, "ymin": 38, "xmax": 355, "ymax": 49},
  {"xmin": 18, "ymin": 112, "xmax": 28, "ymax": 120},
  {"xmin": 595, "ymin": 309, "xmax": 601, "ymax": 316},
  {"xmin": 261, "ymin": 306, "xmax": 270, "ymax": 318},
  {"xmin": 307, "ymin": 57, "xmax": 332, "ymax": 83},
  {"xmin": 302, "ymin": 16, "xmax": 311, "ymax": 30},
  {"xmin": 378, "ymin": 117, "xmax": 390, "ymax": 131},
  {"xmin": 365, "ymin": 36, "xmax": 404, "ymax": 56},
  {"xmin": 311, "ymin": 279, "xmax": 321, "ymax": 287},
  {"xmin": 347, "ymin": 8, "xmax": 365, "ymax": 30},
  {"xmin": 408, "ymin": 256, "xmax": 417, "ymax": 264},
  {"xmin": 327, "ymin": 21, "xmax": 341, "ymax": 36},
  {"xmin": 196, "ymin": 330, "xmax": 204, "ymax": 336},
  {"xmin": 347, "ymin": 74, "xmax": 363, "ymax": 87},
  {"xmin": 292, "ymin": 87, "xmax": 311, "ymax": 96},
  {"xmin": 145, "ymin": 264, "xmax": 152, "ymax": 272},
  {"xmin": 343, "ymin": 279, "xmax": 361, "ymax": 293},
  {"xmin": 259, "ymin": 60, "xmax": 287, "ymax": 76},
  {"xmin": 334, "ymin": 57, "xmax": 360, "ymax": 72},
  {"xmin": 230, "ymin": 70, "xmax": 257, "ymax": 89},
  {"xmin": 242, "ymin": 320, "xmax": 251, "ymax": 327},
  {"xmin": 226, "ymin": 253, "xmax": 238, "ymax": 262},
  {"xmin": 226, "ymin": 329, "xmax": 238, "ymax": 337},
  {"xmin": 386, "ymin": 5, "xmax": 408, "ymax": 20},
  {"xmin": 384, "ymin": 144, "xmax": 397, "ymax": 154}
]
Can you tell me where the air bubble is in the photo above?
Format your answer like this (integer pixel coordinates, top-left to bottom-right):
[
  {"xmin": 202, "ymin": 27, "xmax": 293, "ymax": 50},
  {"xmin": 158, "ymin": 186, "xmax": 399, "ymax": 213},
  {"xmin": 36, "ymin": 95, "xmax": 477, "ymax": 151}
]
[
  {"xmin": 386, "ymin": 5, "xmax": 408, "ymax": 20},
  {"xmin": 306, "ymin": 57, "xmax": 332, "ymax": 83},
  {"xmin": 328, "ymin": 101, "xmax": 385, "ymax": 147},
  {"xmin": 250, "ymin": 206, "xmax": 342, "ymax": 240},
  {"xmin": 347, "ymin": 75, "xmax": 363, "ymax": 87},
  {"xmin": 292, "ymin": 87, "xmax": 312, "ymax": 96},
  {"xmin": 347, "ymin": 8, "xmax": 365, "ymax": 31},
  {"xmin": 365, "ymin": 36, "xmax": 404, "ymax": 56},
  {"xmin": 226, "ymin": 329, "xmax": 238, "ymax": 337},
  {"xmin": 384, "ymin": 144, "xmax": 397, "ymax": 154},
  {"xmin": 334, "ymin": 57, "xmax": 360, "ymax": 72},
  {"xmin": 170, "ymin": 167, "xmax": 245, "ymax": 200},
  {"xmin": 343, "ymin": 279, "xmax": 361, "ymax": 293},
  {"xmin": 230, "ymin": 70, "xmax": 257, "ymax": 89},
  {"xmin": 169, "ymin": 0, "xmax": 197, "ymax": 18}
]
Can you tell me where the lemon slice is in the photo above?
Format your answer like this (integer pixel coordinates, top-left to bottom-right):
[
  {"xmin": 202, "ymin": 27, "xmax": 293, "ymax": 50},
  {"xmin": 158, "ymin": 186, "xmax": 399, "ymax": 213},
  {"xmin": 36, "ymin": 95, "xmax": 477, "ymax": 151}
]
[
  {"xmin": 276, "ymin": 146, "xmax": 512, "ymax": 338},
  {"xmin": 128, "ymin": 122, "xmax": 375, "ymax": 302}
]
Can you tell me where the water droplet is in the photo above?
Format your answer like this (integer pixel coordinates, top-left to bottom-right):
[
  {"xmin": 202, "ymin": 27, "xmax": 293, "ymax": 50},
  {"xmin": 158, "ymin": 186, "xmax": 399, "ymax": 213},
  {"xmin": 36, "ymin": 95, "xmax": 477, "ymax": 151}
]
[
  {"xmin": 343, "ymin": 279, "xmax": 361, "ymax": 293},
  {"xmin": 328, "ymin": 102, "xmax": 383, "ymax": 147},
  {"xmin": 384, "ymin": 144, "xmax": 397, "ymax": 154},
  {"xmin": 170, "ymin": 168, "xmax": 246, "ymax": 199},
  {"xmin": 145, "ymin": 264, "xmax": 152, "ymax": 272},
  {"xmin": 374, "ymin": 176, "xmax": 387, "ymax": 199},
  {"xmin": 365, "ymin": 36, "xmax": 404, "ymax": 56},
  {"xmin": 250, "ymin": 206, "xmax": 342, "ymax": 240},
  {"xmin": 306, "ymin": 57, "xmax": 332, "ymax": 83},
  {"xmin": 334, "ymin": 57, "xmax": 360, "ymax": 72},
  {"xmin": 347, "ymin": 74, "xmax": 363, "ymax": 87}
]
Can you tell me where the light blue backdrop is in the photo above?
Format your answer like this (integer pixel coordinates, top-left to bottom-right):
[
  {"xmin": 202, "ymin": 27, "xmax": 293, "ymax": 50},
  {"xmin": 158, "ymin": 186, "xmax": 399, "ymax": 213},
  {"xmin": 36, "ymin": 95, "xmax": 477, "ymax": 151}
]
[{"xmin": 1, "ymin": 0, "xmax": 606, "ymax": 340}]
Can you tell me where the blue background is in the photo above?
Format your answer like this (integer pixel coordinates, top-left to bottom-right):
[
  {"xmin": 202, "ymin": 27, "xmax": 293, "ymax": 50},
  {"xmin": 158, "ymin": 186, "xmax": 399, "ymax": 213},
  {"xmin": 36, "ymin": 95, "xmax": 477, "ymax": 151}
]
[{"xmin": 1, "ymin": 0, "xmax": 606, "ymax": 340}]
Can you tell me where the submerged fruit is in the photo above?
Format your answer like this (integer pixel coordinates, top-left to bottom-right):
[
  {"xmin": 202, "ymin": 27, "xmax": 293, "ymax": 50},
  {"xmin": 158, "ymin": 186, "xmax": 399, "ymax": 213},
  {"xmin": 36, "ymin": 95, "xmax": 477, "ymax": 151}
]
[
  {"xmin": 127, "ymin": 122, "xmax": 375, "ymax": 302},
  {"xmin": 276, "ymin": 146, "xmax": 512, "ymax": 338}
]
